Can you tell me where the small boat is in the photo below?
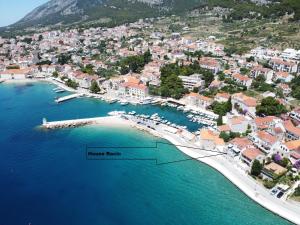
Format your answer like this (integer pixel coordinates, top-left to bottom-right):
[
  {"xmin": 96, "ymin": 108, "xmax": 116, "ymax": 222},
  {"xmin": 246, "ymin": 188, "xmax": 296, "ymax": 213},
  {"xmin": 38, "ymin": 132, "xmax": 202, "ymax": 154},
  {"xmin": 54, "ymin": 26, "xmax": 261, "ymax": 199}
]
[
  {"xmin": 128, "ymin": 111, "xmax": 136, "ymax": 115},
  {"xmin": 120, "ymin": 100, "xmax": 129, "ymax": 106},
  {"xmin": 108, "ymin": 99, "xmax": 117, "ymax": 104},
  {"xmin": 108, "ymin": 111, "xmax": 126, "ymax": 116},
  {"xmin": 55, "ymin": 89, "xmax": 65, "ymax": 93},
  {"xmin": 187, "ymin": 114, "xmax": 194, "ymax": 119}
]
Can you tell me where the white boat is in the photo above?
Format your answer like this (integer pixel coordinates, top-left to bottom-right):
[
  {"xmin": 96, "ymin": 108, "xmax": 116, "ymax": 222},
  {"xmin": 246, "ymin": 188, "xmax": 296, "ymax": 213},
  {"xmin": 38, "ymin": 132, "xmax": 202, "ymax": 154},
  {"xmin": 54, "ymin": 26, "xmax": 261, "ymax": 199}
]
[
  {"xmin": 183, "ymin": 107, "xmax": 190, "ymax": 113},
  {"xmin": 108, "ymin": 99, "xmax": 117, "ymax": 104},
  {"xmin": 128, "ymin": 111, "xmax": 136, "ymax": 115},
  {"xmin": 187, "ymin": 114, "xmax": 194, "ymax": 119},
  {"xmin": 108, "ymin": 111, "xmax": 126, "ymax": 116},
  {"xmin": 177, "ymin": 106, "xmax": 184, "ymax": 111},
  {"xmin": 120, "ymin": 100, "xmax": 129, "ymax": 106},
  {"xmin": 55, "ymin": 89, "xmax": 65, "ymax": 93}
]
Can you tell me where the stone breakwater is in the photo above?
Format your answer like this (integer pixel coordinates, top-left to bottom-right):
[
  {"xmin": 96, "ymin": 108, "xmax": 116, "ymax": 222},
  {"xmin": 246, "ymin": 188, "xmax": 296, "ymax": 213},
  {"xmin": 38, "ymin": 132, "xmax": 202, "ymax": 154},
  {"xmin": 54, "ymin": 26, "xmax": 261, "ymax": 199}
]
[{"xmin": 42, "ymin": 117, "xmax": 106, "ymax": 129}]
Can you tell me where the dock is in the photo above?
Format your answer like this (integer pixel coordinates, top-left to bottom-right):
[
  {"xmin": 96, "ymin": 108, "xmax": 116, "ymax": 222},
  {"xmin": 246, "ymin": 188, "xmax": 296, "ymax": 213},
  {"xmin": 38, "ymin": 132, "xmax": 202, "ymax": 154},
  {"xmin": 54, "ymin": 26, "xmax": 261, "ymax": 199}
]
[
  {"xmin": 42, "ymin": 117, "xmax": 104, "ymax": 129},
  {"xmin": 55, "ymin": 93, "xmax": 83, "ymax": 103}
]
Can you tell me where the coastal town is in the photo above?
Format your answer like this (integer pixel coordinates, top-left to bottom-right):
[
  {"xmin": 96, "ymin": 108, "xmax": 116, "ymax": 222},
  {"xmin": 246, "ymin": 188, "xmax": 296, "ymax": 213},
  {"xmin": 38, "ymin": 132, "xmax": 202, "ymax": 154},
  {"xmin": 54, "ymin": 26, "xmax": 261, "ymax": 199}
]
[{"xmin": 1, "ymin": 15, "xmax": 300, "ymax": 223}]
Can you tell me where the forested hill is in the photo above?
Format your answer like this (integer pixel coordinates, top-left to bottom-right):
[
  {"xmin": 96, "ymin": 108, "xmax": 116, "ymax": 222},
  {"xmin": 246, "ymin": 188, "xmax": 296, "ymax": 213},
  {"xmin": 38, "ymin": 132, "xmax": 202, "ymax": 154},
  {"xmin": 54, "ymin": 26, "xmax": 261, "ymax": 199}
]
[{"xmin": 0, "ymin": 0, "xmax": 299, "ymax": 35}]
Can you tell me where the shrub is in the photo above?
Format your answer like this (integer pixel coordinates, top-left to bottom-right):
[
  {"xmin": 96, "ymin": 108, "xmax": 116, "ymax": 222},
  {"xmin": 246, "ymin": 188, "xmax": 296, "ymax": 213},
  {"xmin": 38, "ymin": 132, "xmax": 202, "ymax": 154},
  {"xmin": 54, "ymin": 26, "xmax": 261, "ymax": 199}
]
[{"xmin": 263, "ymin": 179, "xmax": 276, "ymax": 189}]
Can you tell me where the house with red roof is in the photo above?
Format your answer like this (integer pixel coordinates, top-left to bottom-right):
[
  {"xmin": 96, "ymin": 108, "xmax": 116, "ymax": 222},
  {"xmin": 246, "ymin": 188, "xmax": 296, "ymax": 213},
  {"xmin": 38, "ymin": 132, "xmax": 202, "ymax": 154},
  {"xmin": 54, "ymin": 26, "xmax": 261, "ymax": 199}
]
[
  {"xmin": 269, "ymin": 58, "xmax": 298, "ymax": 73},
  {"xmin": 283, "ymin": 120, "xmax": 300, "ymax": 141},
  {"xmin": 251, "ymin": 116, "xmax": 277, "ymax": 132},
  {"xmin": 277, "ymin": 83, "xmax": 292, "ymax": 96},
  {"xmin": 182, "ymin": 92, "xmax": 213, "ymax": 109},
  {"xmin": 249, "ymin": 130, "xmax": 280, "ymax": 155},
  {"xmin": 289, "ymin": 108, "xmax": 300, "ymax": 124},
  {"xmin": 228, "ymin": 137, "xmax": 253, "ymax": 156},
  {"xmin": 279, "ymin": 140, "xmax": 300, "ymax": 160},
  {"xmin": 214, "ymin": 92, "xmax": 230, "ymax": 103},
  {"xmin": 240, "ymin": 147, "xmax": 264, "ymax": 167},
  {"xmin": 199, "ymin": 57, "xmax": 221, "ymax": 74},
  {"xmin": 273, "ymin": 71, "xmax": 294, "ymax": 83},
  {"xmin": 198, "ymin": 129, "xmax": 225, "ymax": 152},
  {"xmin": 250, "ymin": 65, "xmax": 274, "ymax": 83},
  {"xmin": 0, "ymin": 68, "xmax": 31, "ymax": 80},
  {"xmin": 226, "ymin": 116, "xmax": 250, "ymax": 133},
  {"xmin": 119, "ymin": 76, "xmax": 148, "ymax": 100},
  {"xmin": 232, "ymin": 73, "xmax": 252, "ymax": 88}
]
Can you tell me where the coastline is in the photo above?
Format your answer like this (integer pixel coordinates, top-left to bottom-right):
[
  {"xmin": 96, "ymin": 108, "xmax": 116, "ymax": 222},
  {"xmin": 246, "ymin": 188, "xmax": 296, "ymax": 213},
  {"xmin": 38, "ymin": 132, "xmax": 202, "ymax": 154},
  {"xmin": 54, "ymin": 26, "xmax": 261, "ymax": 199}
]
[
  {"xmin": 4, "ymin": 79, "xmax": 300, "ymax": 224},
  {"xmin": 94, "ymin": 116, "xmax": 300, "ymax": 225}
]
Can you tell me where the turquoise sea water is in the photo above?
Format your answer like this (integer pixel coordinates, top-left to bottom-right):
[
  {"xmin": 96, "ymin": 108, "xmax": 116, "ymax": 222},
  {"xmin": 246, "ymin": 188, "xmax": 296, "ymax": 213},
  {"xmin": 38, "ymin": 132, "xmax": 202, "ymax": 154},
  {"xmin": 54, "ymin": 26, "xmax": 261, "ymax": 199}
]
[{"xmin": 0, "ymin": 82, "xmax": 292, "ymax": 225}]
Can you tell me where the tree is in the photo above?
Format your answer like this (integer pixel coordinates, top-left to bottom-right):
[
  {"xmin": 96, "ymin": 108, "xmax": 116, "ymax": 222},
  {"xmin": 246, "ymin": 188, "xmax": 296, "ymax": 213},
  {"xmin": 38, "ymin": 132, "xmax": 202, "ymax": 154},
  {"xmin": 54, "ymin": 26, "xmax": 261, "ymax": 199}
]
[
  {"xmin": 219, "ymin": 131, "xmax": 230, "ymax": 142},
  {"xmin": 240, "ymin": 67, "xmax": 250, "ymax": 75},
  {"xmin": 58, "ymin": 53, "xmax": 71, "ymax": 65},
  {"xmin": 218, "ymin": 72, "xmax": 225, "ymax": 81},
  {"xmin": 192, "ymin": 87, "xmax": 199, "ymax": 93},
  {"xmin": 211, "ymin": 98, "xmax": 232, "ymax": 116},
  {"xmin": 246, "ymin": 56, "xmax": 255, "ymax": 62},
  {"xmin": 279, "ymin": 157, "xmax": 290, "ymax": 168},
  {"xmin": 217, "ymin": 115, "xmax": 223, "ymax": 126},
  {"xmin": 294, "ymin": 186, "xmax": 300, "ymax": 197},
  {"xmin": 52, "ymin": 71, "xmax": 59, "ymax": 78},
  {"xmin": 38, "ymin": 35, "xmax": 43, "ymax": 41},
  {"xmin": 81, "ymin": 64, "xmax": 95, "ymax": 75},
  {"xmin": 256, "ymin": 97, "xmax": 287, "ymax": 116},
  {"xmin": 90, "ymin": 80, "xmax": 100, "ymax": 93},
  {"xmin": 65, "ymin": 79, "xmax": 78, "ymax": 89},
  {"xmin": 227, "ymin": 97, "xmax": 232, "ymax": 112},
  {"xmin": 119, "ymin": 50, "xmax": 152, "ymax": 74},
  {"xmin": 251, "ymin": 159, "xmax": 263, "ymax": 176},
  {"xmin": 160, "ymin": 74, "xmax": 185, "ymax": 99},
  {"xmin": 212, "ymin": 101, "xmax": 229, "ymax": 116}
]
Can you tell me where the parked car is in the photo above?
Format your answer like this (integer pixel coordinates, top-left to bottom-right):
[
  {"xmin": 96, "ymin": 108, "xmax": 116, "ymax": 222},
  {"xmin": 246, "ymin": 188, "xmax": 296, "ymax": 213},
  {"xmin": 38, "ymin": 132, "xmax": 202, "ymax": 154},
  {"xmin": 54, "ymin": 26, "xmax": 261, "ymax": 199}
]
[{"xmin": 276, "ymin": 191, "xmax": 284, "ymax": 199}]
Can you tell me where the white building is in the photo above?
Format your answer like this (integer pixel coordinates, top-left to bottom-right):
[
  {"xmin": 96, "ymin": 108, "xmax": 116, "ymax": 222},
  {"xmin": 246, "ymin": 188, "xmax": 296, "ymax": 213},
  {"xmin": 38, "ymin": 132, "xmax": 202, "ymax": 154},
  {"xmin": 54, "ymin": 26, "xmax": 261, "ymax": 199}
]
[{"xmin": 179, "ymin": 74, "xmax": 204, "ymax": 90}]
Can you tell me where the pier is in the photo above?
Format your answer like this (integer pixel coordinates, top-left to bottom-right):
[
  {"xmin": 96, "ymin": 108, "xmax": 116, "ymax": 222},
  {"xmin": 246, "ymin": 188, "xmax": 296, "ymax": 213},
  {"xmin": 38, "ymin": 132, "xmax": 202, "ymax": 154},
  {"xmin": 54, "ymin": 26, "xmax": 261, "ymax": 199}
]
[
  {"xmin": 55, "ymin": 93, "xmax": 83, "ymax": 103},
  {"xmin": 42, "ymin": 117, "xmax": 104, "ymax": 129}
]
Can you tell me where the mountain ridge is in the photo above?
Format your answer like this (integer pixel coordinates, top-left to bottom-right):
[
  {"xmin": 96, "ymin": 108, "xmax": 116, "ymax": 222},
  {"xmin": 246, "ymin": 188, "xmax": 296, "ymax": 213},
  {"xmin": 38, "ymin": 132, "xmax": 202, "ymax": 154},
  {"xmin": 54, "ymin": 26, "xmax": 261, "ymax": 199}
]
[
  {"xmin": 8, "ymin": 0, "xmax": 205, "ymax": 29},
  {"xmin": 2, "ymin": 0, "xmax": 300, "ymax": 35}
]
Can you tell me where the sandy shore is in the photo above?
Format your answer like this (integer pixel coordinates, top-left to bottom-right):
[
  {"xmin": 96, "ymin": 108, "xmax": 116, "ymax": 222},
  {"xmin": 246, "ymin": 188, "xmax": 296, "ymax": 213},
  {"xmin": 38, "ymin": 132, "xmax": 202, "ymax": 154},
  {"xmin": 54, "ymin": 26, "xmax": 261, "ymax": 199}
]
[{"xmin": 98, "ymin": 116, "xmax": 300, "ymax": 224}]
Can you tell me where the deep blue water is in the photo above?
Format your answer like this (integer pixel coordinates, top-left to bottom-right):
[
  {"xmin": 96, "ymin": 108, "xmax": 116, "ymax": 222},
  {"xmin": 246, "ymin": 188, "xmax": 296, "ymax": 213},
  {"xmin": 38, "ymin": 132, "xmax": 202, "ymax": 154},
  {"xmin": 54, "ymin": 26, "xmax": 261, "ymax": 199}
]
[{"xmin": 0, "ymin": 82, "xmax": 292, "ymax": 225}]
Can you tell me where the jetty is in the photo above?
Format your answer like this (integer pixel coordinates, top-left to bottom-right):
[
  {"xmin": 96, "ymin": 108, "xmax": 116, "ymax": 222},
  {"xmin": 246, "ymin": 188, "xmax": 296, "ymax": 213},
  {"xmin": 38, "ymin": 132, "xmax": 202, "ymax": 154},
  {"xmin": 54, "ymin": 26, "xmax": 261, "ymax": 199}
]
[
  {"xmin": 42, "ymin": 117, "xmax": 104, "ymax": 129},
  {"xmin": 55, "ymin": 93, "xmax": 83, "ymax": 103}
]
